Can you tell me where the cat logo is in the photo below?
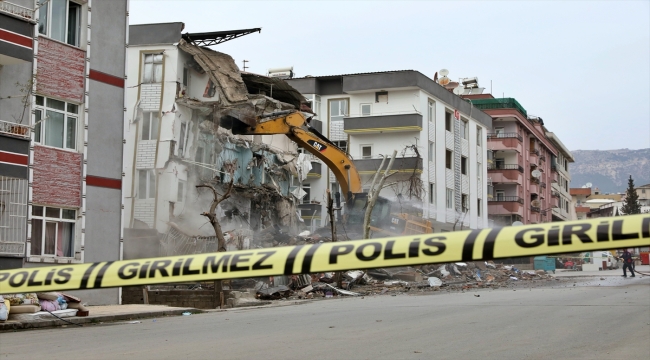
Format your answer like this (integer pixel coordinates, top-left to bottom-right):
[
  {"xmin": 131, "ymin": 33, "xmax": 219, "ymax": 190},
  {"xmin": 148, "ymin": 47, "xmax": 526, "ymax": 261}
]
[{"xmin": 307, "ymin": 140, "xmax": 327, "ymax": 152}]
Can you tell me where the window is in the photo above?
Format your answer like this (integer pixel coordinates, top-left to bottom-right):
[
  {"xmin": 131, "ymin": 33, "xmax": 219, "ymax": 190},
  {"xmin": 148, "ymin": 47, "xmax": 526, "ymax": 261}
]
[
  {"xmin": 564, "ymin": 159, "xmax": 568, "ymax": 171},
  {"xmin": 38, "ymin": 0, "xmax": 82, "ymax": 47},
  {"xmin": 361, "ymin": 145, "xmax": 372, "ymax": 159},
  {"xmin": 178, "ymin": 122, "xmax": 187, "ymax": 155},
  {"xmin": 143, "ymin": 54, "xmax": 163, "ymax": 84},
  {"xmin": 142, "ymin": 112, "xmax": 160, "ymax": 140},
  {"xmin": 375, "ymin": 91, "xmax": 388, "ymax": 103},
  {"xmin": 34, "ymin": 96, "xmax": 78, "ymax": 150},
  {"xmin": 360, "ymin": 104, "xmax": 371, "ymax": 116},
  {"xmin": 461, "ymin": 156, "xmax": 468, "ymax": 175},
  {"xmin": 460, "ymin": 119, "xmax": 468, "ymax": 140},
  {"xmin": 138, "ymin": 170, "xmax": 156, "ymax": 199},
  {"xmin": 429, "ymin": 183, "xmax": 435, "ymax": 204},
  {"xmin": 177, "ymin": 181, "xmax": 185, "ymax": 202},
  {"xmin": 333, "ymin": 140, "xmax": 348, "ymax": 153},
  {"xmin": 476, "ymin": 126, "xmax": 482, "ymax": 146},
  {"xmin": 182, "ymin": 67, "xmax": 189, "ymax": 87},
  {"xmin": 302, "ymin": 183, "xmax": 311, "ymax": 204},
  {"xmin": 462, "ymin": 194, "xmax": 468, "ymax": 212},
  {"xmin": 445, "ymin": 111, "xmax": 452, "ymax": 132},
  {"xmin": 477, "ymin": 163, "xmax": 482, "ymax": 182},
  {"xmin": 496, "ymin": 190, "xmax": 505, "ymax": 201},
  {"xmin": 428, "ymin": 141, "xmax": 434, "ymax": 162},
  {"xmin": 495, "ymin": 127, "xmax": 504, "ymax": 137},
  {"xmin": 329, "ymin": 99, "xmax": 348, "ymax": 122},
  {"xmin": 428, "ymin": 100, "xmax": 435, "ymax": 123},
  {"xmin": 477, "ymin": 199, "xmax": 482, "ymax": 216},
  {"xmin": 446, "ymin": 150, "xmax": 453, "ymax": 169},
  {"xmin": 31, "ymin": 206, "xmax": 75, "ymax": 257},
  {"xmin": 495, "ymin": 158, "xmax": 505, "ymax": 168},
  {"xmin": 446, "ymin": 189, "xmax": 454, "ymax": 209}
]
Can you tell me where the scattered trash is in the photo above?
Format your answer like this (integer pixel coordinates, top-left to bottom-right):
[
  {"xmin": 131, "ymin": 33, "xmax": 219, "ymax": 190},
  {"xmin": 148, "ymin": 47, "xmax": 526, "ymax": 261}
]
[
  {"xmin": 182, "ymin": 312, "xmax": 192, "ymax": 316},
  {"xmin": 428, "ymin": 277, "xmax": 443, "ymax": 287},
  {"xmin": 127, "ymin": 321, "xmax": 142, "ymax": 324},
  {"xmin": 510, "ymin": 276, "xmax": 518, "ymax": 281}
]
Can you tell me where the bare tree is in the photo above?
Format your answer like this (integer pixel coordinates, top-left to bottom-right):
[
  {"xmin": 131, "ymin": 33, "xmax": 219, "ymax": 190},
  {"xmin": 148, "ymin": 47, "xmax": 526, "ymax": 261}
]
[
  {"xmin": 363, "ymin": 150, "xmax": 397, "ymax": 239},
  {"xmin": 196, "ymin": 174, "xmax": 235, "ymax": 252},
  {"xmin": 452, "ymin": 208, "xmax": 469, "ymax": 232}
]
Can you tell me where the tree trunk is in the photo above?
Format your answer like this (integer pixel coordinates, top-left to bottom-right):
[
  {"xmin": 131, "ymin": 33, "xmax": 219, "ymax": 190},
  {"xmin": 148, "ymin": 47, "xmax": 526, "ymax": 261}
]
[{"xmin": 363, "ymin": 150, "xmax": 397, "ymax": 239}]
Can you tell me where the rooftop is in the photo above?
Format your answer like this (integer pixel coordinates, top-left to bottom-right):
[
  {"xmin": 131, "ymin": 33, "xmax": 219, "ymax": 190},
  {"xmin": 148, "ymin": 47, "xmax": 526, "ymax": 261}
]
[
  {"xmin": 470, "ymin": 98, "xmax": 528, "ymax": 118},
  {"xmin": 570, "ymin": 188, "xmax": 591, "ymax": 196}
]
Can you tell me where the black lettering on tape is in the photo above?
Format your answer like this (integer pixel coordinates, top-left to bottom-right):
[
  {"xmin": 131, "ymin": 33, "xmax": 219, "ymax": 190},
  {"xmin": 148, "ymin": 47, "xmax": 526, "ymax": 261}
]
[
  {"xmin": 54, "ymin": 268, "xmax": 72, "ymax": 285},
  {"xmin": 597, "ymin": 221, "xmax": 610, "ymax": 242},
  {"xmin": 79, "ymin": 263, "xmax": 100, "ymax": 289},
  {"xmin": 422, "ymin": 237, "xmax": 446, "ymax": 256},
  {"xmin": 252, "ymin": 251, "xmax": 275, "ymax": 270},
  {"xmin": 27, "ymin": 270, "xmax": 42, "ymax": 286},
  {"xmin": 547, "ymin": 226, "xmax": 561, "ymax": 246},
  {"xmin": 329, "ymin": 245, "xmax": 353, "ymax": 264},
  {"xmin": 643, "ymin": 217, "xmax": 650, "ymax": 238},
  {"xmin": 482, "ymin": 228, "xmax": 501, "ymax": 260},
  {"xmin": 202, "ymin": 255, "xmax": 230, "ymax": 274},
  {"xmin": 612, "ymin": 220, "xmax": 638, "ymax": 241},
  {"xmin": 562, "ymin": 223, "xmax": 593, "ymax": 245},
  {"xmin": 356, "ymin": 242, "xmax": 382, "ymax": 261},
  {"xmin": 138, "ymin": 261, "xmax": 151, "ymax": 279},
  {"xmin": 148, "ymin": 260, "xmax": 171, "ymax": 278},
  {"xmin": 301, "ymin": 244, "xmax": 322, "ymax": 273},
  {"xmin": 230, "ymin": 253, "xmax": 252, "ymax": 272},
  {"xmin": 94, "ymin": 261, "xmax": 114, "ymax": 288},
  {"xmin": 9, "ymin": 271, "xmax": 28, "ymax": 287},
  {"xmin": 384, "ymin": 241, "xmax": 406, "ymax": 260},
  {"xmin": 408, "ymin": 239, "xmax": 420, "ymax": 258},
  {"xmin": 118, "ymin": 262, "xmax": 140, "ymax": 280},
  {"xmin": 172, "ymin": 258, "xmax": 183, "ymax": 276},
  {"xmin": 515, "ymin": 228, "xmax": 545, "ymax": 248},
  {"xmin": 462, "ymin": 230, "xmax": 482, "ymax": 261},
  {"xmin": 182, "ymin": 258, "xmax": 200, "ymax": 275},
  {"xmin": 44, "ymin": 269, "xmax": 55, "ymax": 286},
  {"xmin": 284, "ymin": 245, "xmax": 304, "ymax": 275},
  {"xmin": 0, "ymin": 273, "xmax": 8, "ymax": 283}
]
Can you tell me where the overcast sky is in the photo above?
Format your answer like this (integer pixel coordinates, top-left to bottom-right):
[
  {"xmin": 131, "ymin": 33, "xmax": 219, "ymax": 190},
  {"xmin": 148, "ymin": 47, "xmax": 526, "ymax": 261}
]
[{"xmin": 130, "ymin": 0, "xmax": 650, "ymax": 151}]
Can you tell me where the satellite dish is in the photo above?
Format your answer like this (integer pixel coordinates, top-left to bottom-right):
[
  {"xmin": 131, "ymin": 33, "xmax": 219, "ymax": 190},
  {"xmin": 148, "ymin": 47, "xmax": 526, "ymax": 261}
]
[
  {"xmin": 531, "ymin": 170, "xmax": 541, "ymax": 178},
  {"xmin": 439, "ymin": 69, "xmax": 449, "ymax": 76},
  {"xmin": 438, "ymin": 76, "xmax": 450, "ymax": 86},
  {"xmin": 512, "ymin": 221, "xmax": 524, "ymax": 227},
  {"xmin": 444, "ymin": 81, "xmax": 459, "ymax": 90},
  {"xmin": 453, "ymin": 86, "xmax": 464, "ymax": 95},
  {"xmin": 532, "ymin": 200, "xmax": 541, "ymax": 207},
  {"xmin": 585, "ymin": 182, "xmax": 593, "ymax": 188}
]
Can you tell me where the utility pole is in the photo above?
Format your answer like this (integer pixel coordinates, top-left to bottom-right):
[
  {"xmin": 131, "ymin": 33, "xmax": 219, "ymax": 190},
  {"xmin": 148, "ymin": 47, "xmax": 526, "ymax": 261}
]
[{"xmin": 242, "ymin": 60, "xmax": 249, "ymax": 72}]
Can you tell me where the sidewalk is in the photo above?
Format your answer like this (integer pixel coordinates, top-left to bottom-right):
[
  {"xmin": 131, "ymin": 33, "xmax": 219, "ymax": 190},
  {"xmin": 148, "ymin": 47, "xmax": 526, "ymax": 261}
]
[
  {"xmin": 553, "ymin": 264, "xmax": 649, "ymax": 278},
  {"xmin": 0, "ymin": 304, "xmax": 203, "ymax": 332}
]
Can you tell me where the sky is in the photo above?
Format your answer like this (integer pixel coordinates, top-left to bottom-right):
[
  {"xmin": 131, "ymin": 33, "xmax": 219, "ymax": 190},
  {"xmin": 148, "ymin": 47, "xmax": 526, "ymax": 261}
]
[{"xmin": 130, "ymin": 0, "xmax": 650, "ymax": 151}]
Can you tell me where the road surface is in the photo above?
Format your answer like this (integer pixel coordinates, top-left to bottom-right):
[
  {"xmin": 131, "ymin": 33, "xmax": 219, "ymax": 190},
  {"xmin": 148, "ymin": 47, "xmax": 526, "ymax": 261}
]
[{"xmin": 1, "ymin": 278, "xmax": 649, "ymax": 359}]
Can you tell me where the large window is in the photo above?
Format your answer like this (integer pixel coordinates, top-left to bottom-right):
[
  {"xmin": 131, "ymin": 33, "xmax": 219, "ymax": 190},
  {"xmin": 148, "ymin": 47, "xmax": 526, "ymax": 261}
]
[
  {"xmin": 461, "ymin": 156, "xmax": 468, "ymax": 175},
  {"xmin": 429, "ymin": 183, "xmax": 435, "ymax": 204},
  {"xmin": 477, "ymin": 199, "xmax": 482, "ymax": 216},
  {"xmin": 31, "ymin": 206, "xmax": 75, "ymax": 257},
  {"xmin": 460, "ymin": 119, "xmax": 468, "ymax": 140},
  {"xmin": 361, "ymin": 145, "xmax": 372, "ymax": 159},
  {"xmin": 445, "ymin": 111, "xmax": 453, "ymax": 132},
  {"xmin": 462, "ymin": 194, "xmax": 468, "ymax": 212},
  {"xmin": 141, "ymin": 112, "xmax": 160, "ymax": 140},
  {"xmin": 302, "ymin": 183, "xmax": 311, "ymax": 204},
  {"xmin": 332, "ymin": 140, "xmax": 348, "ymax": 153},
  {"xmin": 446, "ymin": 189, "xmax": 454, "ymax": 209},
  {"xmin": 329, "ymin": 99, "xmax": 348, "ymax": 122},
  {"xmin": 34, "ymin": 96, "xmax": 78, "ymax": 150},
  {"xmin": 428, "ymin": 100, "xmax": 435, "ymax": 123},
  {"xmin": 138, "ymin": 170, "xmax": 156, "ymax": 199},
  {"xmin": 446, "ymin": 150, "xmax": 453, "ymax": 169},
  {"xmin": 428, "ymin": 141, "xmax": 434, "ymax": 162},
  {"xmin": 360, "ymin": 104, "xmax": 371, "ymax": 116},
  {"xmin": 38, "ymin": 0, "xmax": 82, "ymax": 47},
  {"xmin": 143, "ymin": 54, "xmax": 163, "ymax": 84},
  {"xmin": 476, "ymin": 126, "xmax": 482, "ymax": 146}
]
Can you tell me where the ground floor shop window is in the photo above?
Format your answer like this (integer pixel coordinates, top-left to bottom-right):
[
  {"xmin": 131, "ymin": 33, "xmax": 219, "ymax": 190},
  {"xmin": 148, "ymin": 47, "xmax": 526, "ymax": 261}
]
[{"xmin": 31, "ymin": 206, "xmax": 75, "ymax": 257}]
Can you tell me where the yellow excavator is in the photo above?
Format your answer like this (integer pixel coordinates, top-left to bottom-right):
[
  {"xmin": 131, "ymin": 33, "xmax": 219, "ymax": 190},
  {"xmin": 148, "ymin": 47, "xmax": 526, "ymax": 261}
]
[{"xmin": 220, "ymin": 110, "xmax": 433, "ymax": 237}]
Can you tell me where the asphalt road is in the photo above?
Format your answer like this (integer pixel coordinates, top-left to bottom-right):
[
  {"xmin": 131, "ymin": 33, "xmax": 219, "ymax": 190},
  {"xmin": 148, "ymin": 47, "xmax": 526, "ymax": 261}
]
[{"xmin": 1, "ymin": 278, "xmax": 649, "ymax": 360}]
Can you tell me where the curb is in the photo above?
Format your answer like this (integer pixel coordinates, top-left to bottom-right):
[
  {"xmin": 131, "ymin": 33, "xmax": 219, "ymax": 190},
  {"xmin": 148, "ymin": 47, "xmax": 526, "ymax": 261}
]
[{"xmin": 0, "ymin": 308, "xmax": 203, "ymax": 332}]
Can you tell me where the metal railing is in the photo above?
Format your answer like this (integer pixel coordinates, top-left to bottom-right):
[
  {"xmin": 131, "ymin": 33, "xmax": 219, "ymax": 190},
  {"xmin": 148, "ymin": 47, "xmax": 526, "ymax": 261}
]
[
  {"xmin": 0, "ymin": 120, "xmax": 31, "ymax": 139},
  {"xmin": 0, "ymin": 1, "xmax": 35, "ymax": 21},
  {"xmin": 488, "ymin": 196, "xmax": 524, "ymax": 203},
  {"xmin": 530, "ymin": 206, "xmax": 541, "ymax": 213},
  {"xmin": 487, "ymin": 133, "xmax": 523, "ymax": 141},
  {"xmin": 0, "ymin": 177, "xmax": 28, "ymax": 257},
  {"xmin": 488, "ymin": 164, "xmax": 524, "ymax": 172}
]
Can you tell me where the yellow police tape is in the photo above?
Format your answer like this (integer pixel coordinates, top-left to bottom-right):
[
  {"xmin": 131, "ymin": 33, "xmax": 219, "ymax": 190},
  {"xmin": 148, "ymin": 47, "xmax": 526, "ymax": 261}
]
[{"xmin": 1, "ymin": 214, "xmax": 649, "ymax": 295}]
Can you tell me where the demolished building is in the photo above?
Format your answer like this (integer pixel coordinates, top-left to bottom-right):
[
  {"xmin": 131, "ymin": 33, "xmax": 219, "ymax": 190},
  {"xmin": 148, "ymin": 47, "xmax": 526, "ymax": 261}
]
[{"xmin": 123, "ymin": 23, "xmax": 310, "ymax": 260}]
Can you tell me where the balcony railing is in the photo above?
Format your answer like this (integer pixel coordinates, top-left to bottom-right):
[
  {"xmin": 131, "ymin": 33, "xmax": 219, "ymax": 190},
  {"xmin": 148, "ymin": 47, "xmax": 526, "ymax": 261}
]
[
  {"xmin": 487, "ymin": 133, "xmax": 523, "ymax": 141},
  {"xmin": 551, "ymin": 164, "xmax": 557, "ymax": 171},
  {"xmin": 0, "ymin": 1, "xmax": 35, "ymax": 21},
  {"xmin": 530, "ymin": 205, "xmax": 541, "ymax": 213},
  {"xmin": 488, "ymin": 164, "xmax": 524, "ymax": 172},
  {"xmin": 489, "ymin": 196, "xmax": 524, "ymax": 204},
  {"xmin": 530, "ymin": 149, "xmax": 539, "ymax": 156},
  {"xmin": 531, "ymin": 177, "xmax": 540, "ymax": 184},
  {"xmin": 470, "ymin": 98, "xmax": 528, "ymax": 117},
  {"xmin": 0, "ymin": 120, "xmax": 30, "ymax": 139},
  {"xmin": 540, "ymin": 181, "xmax": 546, "ymax": 188}
]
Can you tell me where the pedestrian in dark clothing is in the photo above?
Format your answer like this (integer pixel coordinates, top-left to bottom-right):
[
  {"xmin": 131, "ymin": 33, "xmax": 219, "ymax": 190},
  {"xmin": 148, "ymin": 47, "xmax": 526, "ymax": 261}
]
[{"xmin": 620, "ymin": 250, "xmax": 635, "ymax": 277}]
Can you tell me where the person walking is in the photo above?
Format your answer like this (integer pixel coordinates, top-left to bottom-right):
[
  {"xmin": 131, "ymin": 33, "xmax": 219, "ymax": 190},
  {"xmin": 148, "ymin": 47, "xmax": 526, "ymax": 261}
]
[{"xmin": 620, "ymin": 249, "xmax": 635, "ymax": 277}]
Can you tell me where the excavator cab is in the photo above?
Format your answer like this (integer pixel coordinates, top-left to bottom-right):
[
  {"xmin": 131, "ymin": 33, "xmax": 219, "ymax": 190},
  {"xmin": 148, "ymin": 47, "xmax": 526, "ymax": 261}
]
[{"xmin": 345, "ymin": 193, "xmax": 393, "ymax": 229}]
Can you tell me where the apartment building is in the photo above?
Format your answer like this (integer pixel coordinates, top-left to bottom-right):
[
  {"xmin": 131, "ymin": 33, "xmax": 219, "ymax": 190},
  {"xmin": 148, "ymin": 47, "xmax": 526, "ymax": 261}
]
[
  {"xmin": 286, "ymin": 71, "xmax": 492, "ymax": 231},
  {"xmin": 124, "ymin": 23, "xmax": 306, "ymax": 261},
  {"xmin": 545, "ymin": 131, "xmax": 574, "ymax": 221},
  {"xmin": 463, "ymin": 96, "xmax": 558, "ymax": 226},
  {"xmin": 0, "ymin": 1, "xmax": 127, "ymax": 304}
]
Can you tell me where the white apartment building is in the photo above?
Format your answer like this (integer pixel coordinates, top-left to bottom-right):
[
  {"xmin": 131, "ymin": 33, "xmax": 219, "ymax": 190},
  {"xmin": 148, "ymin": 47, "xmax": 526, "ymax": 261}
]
[
  {"xmin": 546, "ymin": 131, "xmax": 574, "ymax": 221},
  {"xmin": 287, "ymin": 71, "xmax": 492, "ymax": 231}
]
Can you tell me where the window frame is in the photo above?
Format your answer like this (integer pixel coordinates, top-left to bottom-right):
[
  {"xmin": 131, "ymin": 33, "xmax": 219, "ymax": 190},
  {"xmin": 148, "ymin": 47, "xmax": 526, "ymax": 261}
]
[
  {"xmin": 476, "ymin": 126, "xmax": 482, "ymax": 146},
  {"xmin": 428, "ymin": 141, "xmax": 434, "ymax": 162},
  {"xmin": 429, "ymin": 183, "xmax": 435, "ymax": 204},
  {"xmin": 460, "ymin": 118, "xmax": 468, "ymax": 140},
  {"xmin": 142, "ymin": 53, "xmax": 164, "ymax": 84},
  {"xmin": 141, "ymin": 112, "xmax": 160, "ymax": 141},
  {"xmin": 361, "ymin": 144, "xmax": 373, "ymax": 159},
  {"xmin": 138, "ymin": 169, "xmax": 156, "ymax": 200},
  {"xmin": 37, "ymin": 0, "xmax": 82, "ymax": 47},
  {"xmin": 446, "ymin": 188, "xmax": 454, "ymax": 209},
  {"xmin": 34, "ymin": 95, "xmax": 79, "ymax": 150},
  {"xmin": 445, "ymin": 111, "xmax": 453, "ymax": 132},
  {"xmin": 477, "ymin": 199, "xmax": 482, "ymax": 216},
  {"xmin": 30, "ymin": 205, "xmax": 76, "ymax": 258},
  {"xmin": 375, "ymin": 91, "xmax": 388, "ymax": 103},
  {"xmin": 360, "ymin": 104, "xmax": 372, "ymax": 116},
  {"xmin": 329, "ymin": 98, "xmax": 349, "ymax": 123},
  {"xmin": 495, "ymin": 189, "xmax": 505, "ymax": 201},
  {"xmin": 461, "ymin": 156, "xmax": 468, "ymax": 175},
  {"xmin": 462, "ymin": 194, "xmax": 468, "ymax": 212},
  {"xmin": 302, "ymin": 182, "xmax": 311, "ymax": 204},
  {"xmin": 332, "ymin": 140, "xmax": 348, "ymax": 154},
  {"xmin": 428, "ymin": 100, "xmax": 435, "ymax": 123},
  {"xmin": 446, "ymin": 150, "xmax": 453, "ymax": 169}
]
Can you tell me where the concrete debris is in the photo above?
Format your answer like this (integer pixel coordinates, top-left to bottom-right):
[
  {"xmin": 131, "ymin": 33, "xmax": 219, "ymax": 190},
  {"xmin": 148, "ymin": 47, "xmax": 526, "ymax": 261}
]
[
  {"xmin": 428, "ymin": 277, "xmax": 443, "ymax": 287},
  {"xmin": 256, "ymin": 285, "xmax": 293, "ymax": 300}
]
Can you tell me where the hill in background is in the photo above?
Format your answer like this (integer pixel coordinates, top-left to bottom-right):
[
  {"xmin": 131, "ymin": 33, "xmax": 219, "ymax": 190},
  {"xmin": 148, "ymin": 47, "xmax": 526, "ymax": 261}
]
[{"xmin": 569, "ymin": 149, "xmax": 650, "ymax": 194}]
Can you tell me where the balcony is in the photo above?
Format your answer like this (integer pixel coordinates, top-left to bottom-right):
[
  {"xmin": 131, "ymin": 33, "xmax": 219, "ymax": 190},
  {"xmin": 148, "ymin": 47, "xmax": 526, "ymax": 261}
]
[
  {"xmin": 540, "ymin": 181, "xmax": 546, "ymax": 188},
  {"xmin": 530, "ymin": 183, "xmax": 539, "ymax": 195},
  {"xmin": 298, "ymin": 203, "xmax": 321, "ymax": 217},
  {"xmin": 353, "ymin": 156, "xmax": 422, "ymax": 175},
  {"xmin": 487, "ymin": 133, "xmax": 523, "ymax": 153},
  {"xmin": 307, "ymin": 161, "xmax": 322, "ymax": 178},
  {"xmin": 489, "ymin": 196, "xmax": 524, "ymax": 203},
  {"xmin": 529, "ymin": 149, "xmax": 539, "ymax": 164},
  {"xmin": 488, "ymin": 163, "xmax": 524, "ymax": 172},
  {"xmin": 0, "ymin": 5, "xmax": 34, "ymax": 65},
  {"xmin": 530, "ymin": 205, "xmax": 541, "ymax": 213},
  {"xmin": 344, "ymin": 113, "xmax": 422, "ymax": 134},
  {"xmin": 487, "ymin": 132, "xmax": 523, "ymax": 141},
  {"xmin": 488, "ymin": 196, "xmax": 524, "ymax": 216},
  {"xmin": 471, "ymin": 98, "xmax": 528, "ymax": 117},
  {"xmin": 551, "ymin": 191, "xmax": 560, "ymax": 198},
  {"xmin": 551, "ymin": 196, "xmax": 560, "ymax": 208},
  {"xmin": 0, "ymin": 120, "xmax": 30, "ymax": 140},
  {"xmin": 0, "ymin": 1, "xmax": 35, "ymax": 21},
  {"xmin": 551, "ymin": 164, "xmax": 557, "ymax": 172}
]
